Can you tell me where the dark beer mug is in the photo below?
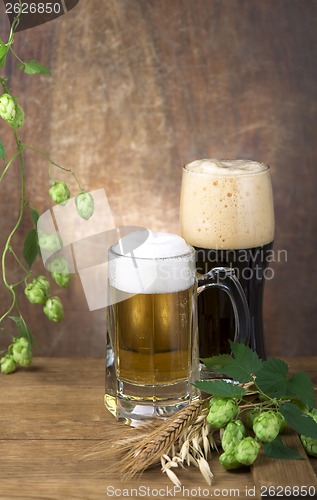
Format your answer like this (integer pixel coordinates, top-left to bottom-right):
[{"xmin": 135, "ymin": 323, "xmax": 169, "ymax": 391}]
[{"xmin": 180, "ymin": 159, "xmax": 275, "ymax": 359}]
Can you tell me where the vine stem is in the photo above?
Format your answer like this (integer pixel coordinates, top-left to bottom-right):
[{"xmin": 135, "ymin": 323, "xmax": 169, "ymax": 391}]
[
  {"xmin": 0, "ymin": 149, "xmax": 24, "ymax": 182},
  {"xmin": 24, "ymin": 144, "xmax": 85, "ymax": 192},
  {"xmin": 9, "ymin": 47, "xmax": 24, "ymax": 65},
  {"xmin": 9, "ymin": 245, "xmax": 29, "ymax": 274},
  {"xmin": 0, "ymin": 131, "xmax": 25, "ymax": 323}
]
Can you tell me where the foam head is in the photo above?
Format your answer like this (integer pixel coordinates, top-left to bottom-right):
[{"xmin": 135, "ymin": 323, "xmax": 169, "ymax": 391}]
[
  {"xmin": 108, "ymin": 231, "xmax": 195, "ymax": 294},
  {"xmin": 180, "ymin": 159, "xmax": 275, "ymax": 250}
]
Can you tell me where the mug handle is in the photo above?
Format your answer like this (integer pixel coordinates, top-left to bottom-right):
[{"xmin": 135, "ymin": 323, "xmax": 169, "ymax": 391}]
[{"xmin": 197, "ymin": 266, "xmax": 250, "ymax": 349}]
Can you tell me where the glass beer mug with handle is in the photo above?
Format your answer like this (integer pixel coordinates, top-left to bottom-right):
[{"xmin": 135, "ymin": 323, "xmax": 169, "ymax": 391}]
[
  {"xmin": 105, "ymin": 231, "xmax": 250, "ymax": 426},
  {"xmin": 180, "ymin": 159, "xmax": 275, "ymax": 360}
]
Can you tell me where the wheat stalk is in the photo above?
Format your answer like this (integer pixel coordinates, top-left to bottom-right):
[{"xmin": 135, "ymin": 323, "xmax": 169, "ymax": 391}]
[
  {"xmin": 121, "ymin": 399, "xmax": 205, "ymax": 479},
  {"xmin": 78, "ymin": 398, "xmax": 216, "ymax": 485}
]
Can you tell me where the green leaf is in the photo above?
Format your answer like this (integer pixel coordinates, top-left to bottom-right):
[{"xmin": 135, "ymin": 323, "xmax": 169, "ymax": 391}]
[
  {"xmin": 18, "ymin": 60, "xmax": 51, "ymax": 75},
  {"xmin": 31, "ymin": 209, "xmax": 40, "ymax": 227},
  {"xmin": 202, "ymin": 342, "xmax": 263, "ymax": 383},
  {"xmin": 255, "ymin": 358, "xmax": 289, "ymax": 398},
  {"xmin": 9, "ymin": 316, "xmax": 34, "ymax": 346},
  {"xmin": 0, "ymin": 39, "xmax": 9, "ymax": 68},
  {"xmin": 280, "ymin": 402, "xmax": 317, "ymax": 439},
  {"xmin": 229, "ymin": 340, "xmax": 263, "ymax": 376},
  {"xmin": 0, "ymin": 139, "xmax": 5, "ymax": 161},
  {"xmin": 9, "ymin": 315, "xmax": 27, "ymax": 337},
  {"xmin": 194, "ymin": 379, "xmax": 246, "ymax": 398},
  {"xmin": 23, "ymin": 229, "xmax": 39, "ymax": 268},
  {"xmin": 263, "ymin": 434, "xmax": 305, "ymax": 460},
  {"xmin": 286, "ymin": 372, "xmax": 315, "ymax": 409},
  {"xmin": 201, "ymin": 354, "xmax": 233, "ymax": 373}
]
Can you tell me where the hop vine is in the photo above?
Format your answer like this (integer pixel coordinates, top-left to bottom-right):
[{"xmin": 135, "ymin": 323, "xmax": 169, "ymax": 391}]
[{"xmin": 0, "ymin": 1, "xmax": 93, "ymax": 374}]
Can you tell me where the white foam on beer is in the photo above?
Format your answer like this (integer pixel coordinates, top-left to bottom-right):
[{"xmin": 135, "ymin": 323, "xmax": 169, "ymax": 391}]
[
  {"xmin": 109, "ymin": 231, "xmax": 195, "ymax": 294},
  {"xmin": 180, "ymin": 159, "xmax": 274, "ymax": 250}
]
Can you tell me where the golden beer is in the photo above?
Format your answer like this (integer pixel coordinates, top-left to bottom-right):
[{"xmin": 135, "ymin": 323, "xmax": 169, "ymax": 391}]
[
  {"xmin": 105, "ymin": 231, "xmax": 200, "ymax": 424},
  {"xmin": 111, "ymin": 286, "xmax": 194, "ymax": 385}
]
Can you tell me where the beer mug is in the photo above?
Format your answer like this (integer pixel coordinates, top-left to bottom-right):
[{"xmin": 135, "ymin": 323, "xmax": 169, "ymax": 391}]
[
  {"xmin": 180, "ymin": 159, "xmax": 275, "ymax": 359},
  {"xmin": 105, "ymin": 231, "xmax": 249, "ymax": 425}
]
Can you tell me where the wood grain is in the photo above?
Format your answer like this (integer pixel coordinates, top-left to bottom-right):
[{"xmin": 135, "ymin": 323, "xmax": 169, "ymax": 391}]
[
  {"xmin": 0, "ymin": 357, "xmax": 316, "ymax": 500},
  {"xmin": 253, "ymin": 432, "xmax": 317, "ymax": 493},
  {"xmin": 0, "ymin": 1, "xmax": 316, "ymax": 357}
]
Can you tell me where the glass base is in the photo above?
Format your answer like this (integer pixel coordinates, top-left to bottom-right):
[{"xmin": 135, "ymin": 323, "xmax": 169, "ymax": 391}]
[{"xmin": 104, "ymin": 379, "xmax": 200, "ymax": 427}]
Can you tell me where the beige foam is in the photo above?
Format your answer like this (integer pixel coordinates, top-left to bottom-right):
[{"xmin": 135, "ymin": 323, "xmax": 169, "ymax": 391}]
[{"xmin": 180, "ymin": 159, "xmax": 274, "ymax": 250}]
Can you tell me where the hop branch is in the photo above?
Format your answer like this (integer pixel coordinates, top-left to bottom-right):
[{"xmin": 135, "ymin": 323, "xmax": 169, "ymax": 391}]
[{"xmin": 0, "ymin": 3, "xmax": 94, "ymax": 374}]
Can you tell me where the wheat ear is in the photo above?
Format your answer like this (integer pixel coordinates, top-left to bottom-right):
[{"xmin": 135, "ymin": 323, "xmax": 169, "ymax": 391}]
[{"xmin": 121, "ymin": 399, "xmax": 205, "ymax": 479}]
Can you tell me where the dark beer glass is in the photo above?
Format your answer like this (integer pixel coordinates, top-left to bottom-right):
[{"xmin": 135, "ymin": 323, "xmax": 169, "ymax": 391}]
[{"xmin": 180, "ymin": 159, "xmax": 275, "ymax": 359}]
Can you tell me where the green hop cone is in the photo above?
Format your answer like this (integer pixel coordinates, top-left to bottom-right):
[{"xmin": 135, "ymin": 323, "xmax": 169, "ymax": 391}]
[
  {"xmin": 38, "ymin": 233, "xmax": 62, "ymax": 253},
  {"xmin": 235, "ymin": 437, "xmax": 261, "ymax": 466},
  {"xmin": 207, "ymin": 397, "xmax": 239, "ymax": 429},
  {"xmin": 0, "ymin": 354, "xmax": 17, "ymax": 374},
  {"xmin": 49, "ymin": 181, "xmax": 70, "ymax": 205},
  {"xmin": 48, "ymin": 257, "xmax": 69, "ymax": 274},
  {"xmin": 300, "ymin": 435, "xmax": 317, "ymax": 458},
  {"xmin": 33, "ymin": 275, "xmax": 50, "ymax": 296},
  {"xmin": 275, "ymin": 411, "xmax": 287, "ymax": 433},
  {"xmin": 221, "ymin": 420, "xmax": 246, "ymax": 451},
  {"xmin": 52, "ymin": 272, "xmax": 71, "ymax": 288},
  {"xmin": 12, "ymin": 337, "xmax": 32, "ymax": 368},
  {"xmin": 0, "ymin": 93, "xmax": 16, "ymax": 123},
  {"xmin": 25, "ymin": 282, "xmax": 47, "ymax": 305},
  {"xmin": 246, "ymin": 408, "xmax": 261, "ymax": 429},
  {"xmin": 253, "ymin": 411, "xmax": 281, "ymax": 443},
  {"xmin": 300, "ymin": 411, "xmax": 317, "ymax": 457},
  {"xmin": 10, "ymin": 101, "xmax": 25, "ymax": 129},
  {"xmin": 75, "ymin": 192, "xmax": 94, "ymax": 220},
  {"xmin": 43, "ymin": 297, "xmax": 64, "ymax": 322},
  {"xmin": 219, "ymin": 447, "xmax": 241, "ymax": 470}
]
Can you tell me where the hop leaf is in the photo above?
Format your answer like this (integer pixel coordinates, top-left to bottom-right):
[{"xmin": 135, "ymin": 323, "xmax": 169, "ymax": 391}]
[
  {"xmin": 202, "ymin": 341, "xmax": 263, "ymax": 383},
  {"xmin": 194, "ymin": 379, "xmax": 246, "ymax": 398},
  {"xmin": 18, "ymin": 60, "xmax": 51, "ymax": 75},
  {"xmin": 0, "ymin": 138, "xmax": 5, "ymax": 161},
  {"xmin": 264, "ymin": 434, "xmax": 304, "ymax": 460},
  {"xmin": 0, "ymin": 39, "xmax": 9, "ymax": 68},
  {"xmin": 280, "ymin": 402, "xmax": 317, "ymax": 439},
  {"xmin": 23, "ymin": 229, "xmax": 40, "ymax": 268}
]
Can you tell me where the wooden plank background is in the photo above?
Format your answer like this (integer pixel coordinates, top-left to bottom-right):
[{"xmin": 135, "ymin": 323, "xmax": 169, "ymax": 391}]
[{"xmin": 0, "ymin": 0, "xmax": 316, "ymax": 357}]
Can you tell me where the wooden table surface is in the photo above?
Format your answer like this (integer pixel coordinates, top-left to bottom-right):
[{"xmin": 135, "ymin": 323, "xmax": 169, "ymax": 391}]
[{"xmin": 0, "ymin": 357, "xmax": 316, "ymax": 500}]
